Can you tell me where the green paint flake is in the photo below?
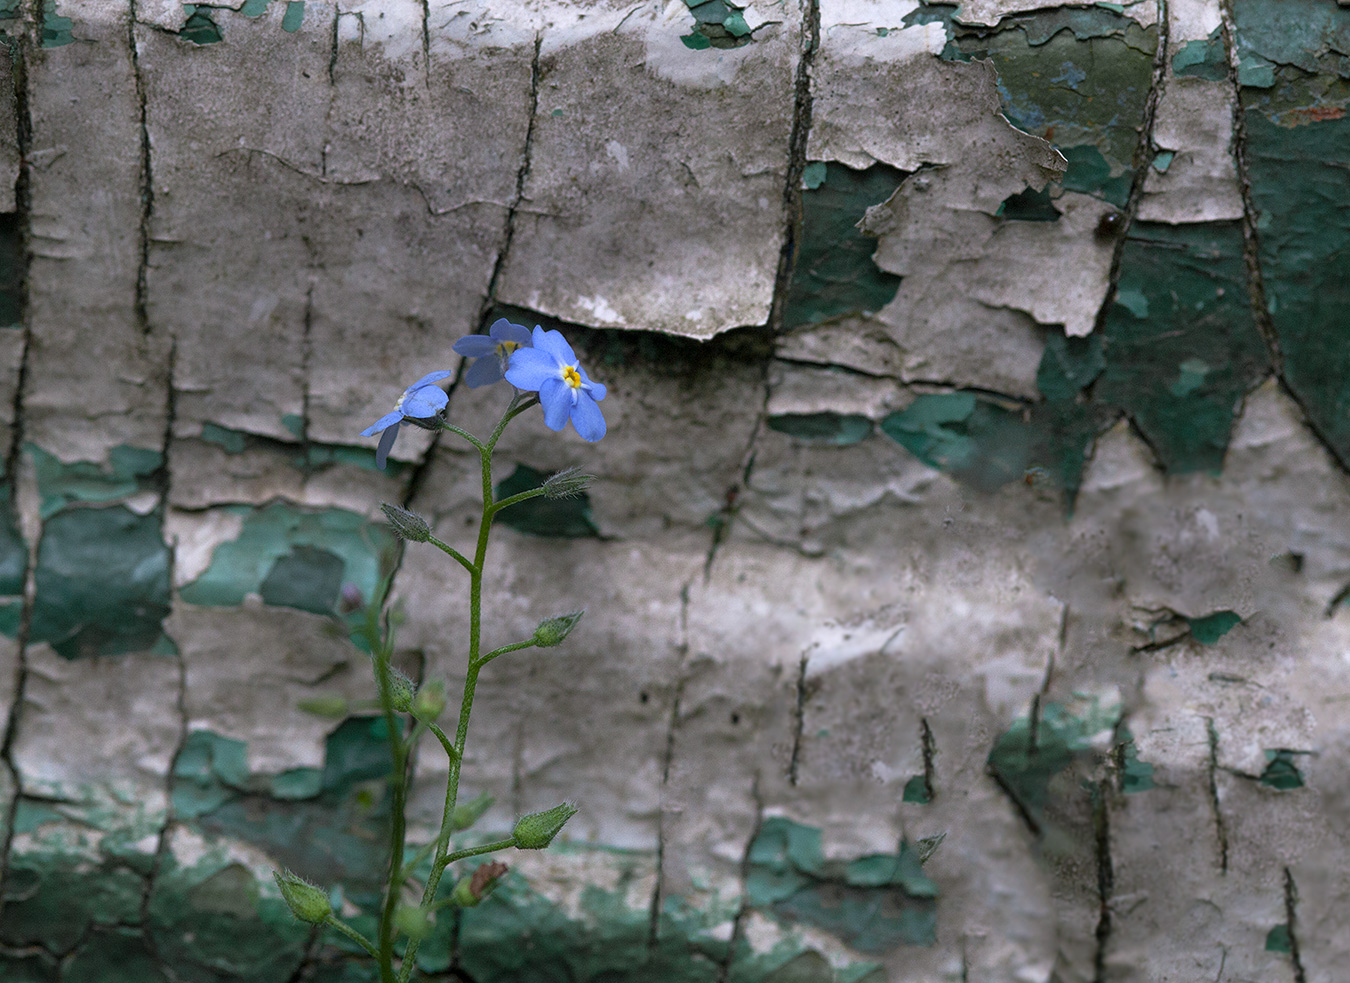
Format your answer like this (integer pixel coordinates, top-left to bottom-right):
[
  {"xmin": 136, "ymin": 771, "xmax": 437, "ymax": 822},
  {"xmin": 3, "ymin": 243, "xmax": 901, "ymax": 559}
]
[
  {"xmin": 551, "ymin": 108, "xmax": 564, "ymax": 117},
  {"xmin": 1116, "ymin": 729, "xmax": 1155, "ymax": 793},
  {"xmin": 1095, "ymin": 222, "xmax": 1269, "ymax": 473},
  {"xmin": 1233, "ymin": 0, "xmax": 1350, "ymax": 81},
  {"xmin": 998, "ymin": 185, "xmax": 1061, "ymax": 222},
  {"xmin": 1242, "ymin": 68, "xmax": 1350, "ymax": 466},
  {"xmin": 767, "ymin": 413, "xmax": 872, "ymax": 446},
  {"xmin": 65, "ymin": 928, "xmax": 171, "ymax": 983},
  {"xmin": 682, "ymin": 0, "xmax": 753, "ymax": 49},
  {"xmin": 987, "ymin": 696, "xmax": 1122, "ymax": 827},
  {"xmin": 1259, "ymin": 749, "xmax": 1308, "ymax": 791},
  {"xmin": 41, "ymin": 0, "xmax": 73, "ymax": 46},
  {"xmin": 1186, "ymin": 609, "xmax": 1241, "ymax": 644},
  {"xmin": 495, "ymin": 464, "xmax": 599, "ymax": 538},
  {"xmin": 681, "ymin": 32, "xmax": 712, "ymax": 50},
  {"xmin": 1114, "ymin": 286, "xmax": 1149, "ymax": 319},
  {"xmin": 281, "ymin": 0, "xmax": 304, "ymax": 32},
  {"xmin": 1151, "ymin": 149, "xmax": 1175, "ymax": 172},
  {"xmin": 880, "ymin": 393, "xmax": 1031, "ymax": 493},
  {"xmin": 902, "ymin": 774, "xmax": 931, "ymax": 804},
  {"xmin": 280, "ymin": 412, "xmax": 305, "ymax": 439},
  {"xmin": 241, "ymin": 0, "xmax": 270, "ymax": 15},
  {"xmin": 745, "ymin": 818, "xmax": 937, "ymax": 952},
  {"xmin": 0, "ymin": 849, "xmax": 145, "ymax": 951},
  {"xmin": 179, "ymin": 6, "xmax": 222, "ymax": 44},
  {"xmin": 951, "ymin": 10, "xmax": 1158, "ymax": 206},
  {"xmin": 1265, "ymin": 923, "xmax": 1293, "ymax": 953},
  {"xmin": 0, "ymin": 485, "xmax": 26, "ymax": 598},
  {"xmin": 801, "ymin": 160, "xmax": 827, "ymax": 190},
  {"xmin": 784, "ymin": 161, "xmax": 905, "ymax": 329},
  {"xmin": 0, "ymin": 951, "xmax": 58, "ymax": 982},
  {"xmin": 28, "ymin": 444, "xmax": 162, "ymax": 520},
  {"xmin": 180, "ymin": 502, "xmax": 393, "ymax": 611},
  {"xmin": 0, "ymin": 214, "xmax": 23, "ymax": 327},
  {"xmin": 10, "ymin": 800, "xmax": 64, "ymax": 834},
  {"xmin": 1172, "ymin": 28, "xmax": 1227, "ymax": 81},
  {"xmin": 30, "ymin": 506, "xmax": 172, "ymax": 659}
]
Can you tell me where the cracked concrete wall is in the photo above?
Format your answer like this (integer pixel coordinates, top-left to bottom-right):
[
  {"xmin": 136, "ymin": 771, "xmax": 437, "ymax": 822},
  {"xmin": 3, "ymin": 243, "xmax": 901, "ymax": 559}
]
[{"xmin": 0, "ymin": 0, "xmax": 1347, "ymax": 981}]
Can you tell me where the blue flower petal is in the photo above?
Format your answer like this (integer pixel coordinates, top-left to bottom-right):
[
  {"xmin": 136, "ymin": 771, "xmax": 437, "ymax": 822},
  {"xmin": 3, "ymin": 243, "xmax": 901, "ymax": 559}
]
[
  {"xmin": 453, "ymin": 335, "xmax": 497, "ymax": 357},
  {"xmin": 538, "ymin": 377, "xmax": 571, "ymax": 431},
  {"xmin": 489, "ymin": 319, "xmax": 534, "ymax": 348},
  {"xmin": 361, "ymin": 410, "xmax": 404, "ymax": 437},
  {"xmin": 376, "ymin": 422, "xmax": 400, "ymax": 470},
  {"xmin": 570, "ymin": 392, "xmax": 606, "ymax": 442},
  {"xmin": 409, "ymin": 370, "xmax": 454, "ymax": 389},
  {"xmin": 577, "ymin": 366, "xmax": 607, "ymax": 402},
  {"xmin": 463, "ymin": 354, "xmax": 505, "ymax": 389},
  {"xmin": 533, "ymin": 328, "xmax": 577, "ymax": 365},
  {"xmin": 505, "ymin": 348, "xmax": 562, "ymax": 391},
  {"xmin": 403, "ymin": 384, "xmax": 449, "ymax": 418}
]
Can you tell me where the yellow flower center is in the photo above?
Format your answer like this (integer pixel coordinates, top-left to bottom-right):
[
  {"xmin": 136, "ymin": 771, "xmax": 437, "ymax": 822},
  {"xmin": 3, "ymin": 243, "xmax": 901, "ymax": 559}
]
[
  {"xmin": 562, "ymin": 365, "xmax": 582, "ymax": 388},
  {"xmin": 496, "ymin": 340, "xmax": 520, "ymax": 357}
]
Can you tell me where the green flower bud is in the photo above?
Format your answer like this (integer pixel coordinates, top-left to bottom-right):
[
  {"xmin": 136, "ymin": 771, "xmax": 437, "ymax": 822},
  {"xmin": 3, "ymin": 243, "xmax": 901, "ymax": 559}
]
[
  {"xmin": 542, "ymin": 466, "xmax": 593, "ymax": 500},
  {"xmin": 387, "ymin": 667, "xmax": 416, "ymax": 713},
  {"xmin": 412, "ymin": 680, "xmax": 447, "ymax": 722},
  {"xmin": 394, "ymin": 904, "xmax": 434, "ymax": 940},
  {"xmin": 380, "ymin": 503, "xmax": 431, "ymax": 543},
  {"xmin": 451, "ymin": 861, "xmax": 508, "ymax": 908},
  {"xmin": 297, "ymin": 695, "xmax": 349, "ymax": 719},
  {"xmin": 512, "ymin": 803, "xmax": 577, "ymax": 850},
  {"xmin": 451, "ymin": 791, "xmax": 494, "ymax": 832},
  {"xmin": 532, "ymin": 611, "xmax": 584, "ymax": 648},
  {"xmin": 273, "ymin": 869, "xmax": 332, "ymax": 925}
]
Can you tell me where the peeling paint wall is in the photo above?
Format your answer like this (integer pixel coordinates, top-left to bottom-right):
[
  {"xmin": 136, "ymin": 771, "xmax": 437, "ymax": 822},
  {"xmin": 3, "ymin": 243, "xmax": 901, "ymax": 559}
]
[{"xmin": 0, "ymin": 0, "xmax": 1347, "ymax": 981}]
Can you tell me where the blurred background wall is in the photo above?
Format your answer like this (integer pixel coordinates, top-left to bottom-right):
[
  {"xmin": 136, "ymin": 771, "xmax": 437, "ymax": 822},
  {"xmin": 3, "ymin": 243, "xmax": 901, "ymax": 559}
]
[{"xmin": 0, "ymin": 0, "xmax": 1347, "ymax": 980}]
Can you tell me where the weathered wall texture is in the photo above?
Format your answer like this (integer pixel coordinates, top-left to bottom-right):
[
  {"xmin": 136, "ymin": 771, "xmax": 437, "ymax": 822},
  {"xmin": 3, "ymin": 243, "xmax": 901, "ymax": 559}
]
[{"xmin": 0, "ymin": 0, "xmax": 1347, "ymax": 980}]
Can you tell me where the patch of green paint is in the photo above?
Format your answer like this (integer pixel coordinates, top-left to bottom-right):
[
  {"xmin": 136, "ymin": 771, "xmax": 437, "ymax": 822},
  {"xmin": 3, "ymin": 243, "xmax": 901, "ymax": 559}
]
[
  {"xmin": 1259, "ymin": 749, "xmax": 1308, "ymax": 791},
  {"xmin": 0, "ymin": 951, "xmax": 58, "ymax": 982},
  {"xmin": 1151, "ymin": 149, "xmax": 1175, "ymax": 172},
  {"xmin": 1031, "ymin": 331, "xmax": 1111, "ymax": 503},
  {"xmin": 1241, "ymin": 68, "xmax": 1350, "ymax": 466},
  {"xmin": 201, "ymin": 422, "xmax": 248, "ymax": 453},
  {"xmin": 66, "ymin": 927, "xmax": 171, "ymax": 983},
  {"xmin": 40, "ymin": 0, "xmax": 73, "ymax": 46},
  {"xmin": 28, "ymin": 444, "xmax": 162, "ymax": 519},
  {"xmin": 1172, "ymin": 28, "xmax": 1227, "ymax": 81},
  {"xmin": 950, "ymin": 10, "xmax": 1158, "ymax": 206},
  {"xmin": 0, "ymin": 485, "xmax": 25, "ymax": 598},
  {"xmin": 0, "ymin": 213, "xmax": 23, "ymax": 327},
  {"xmin": 198, "ymin": 421, "xmax": 402, "ymax": 474},
  {"xmin": 241, "ymin": 0, "xmax": 270, "ymax": 15},
  {"xmin": 0, "ymin": 849, "xmax": 145, "ymax": 951},
  {"xmin": 1114, "ymin": 286, "xmax": 1149, "ymax": 319},
  {"xmin": 880, "ymin": 392, "xmax": 1031, "ymax": 493},
  {"xmin": 681, "ymin": 32, "xmax": 712, "ymax": 50},
  {"xmin": 682, "ymin": 0, "xmax": 753, "ymax": 49},
  {"xmin": 998, "ymin": 185, "xmax": 1061, "ymax": 222},
  {"xmin": 180, "ymin": 502, "xmax": 393, "ymax": 611},
  {"xmin": 179, "ymin": 5, "xmax": 222, "ymax": 44},
  {"xmin": 271, "ymin": 767, "xmax": 322, "ymax": 800},
  {"xmin": 1265, "ymin": 922, "xmax": 1292, "ymax": 953},
  {"xmin": 988, "ymin": 696, "xmax": 1122, "ymax": 827},
  {"xmin": 281, "ymin": 0, "xmax": 304, "ymax": 32},
  {"xmin": 801, "ymin": 160, "xmax": 827, "ymax": 190},
  {"xmin": 767, "ymin": 412, "xmax": 873, "ymax": 446},
  {"xmin": 1095, "ymin": 222, "xmax": 1268, "ymax": 473},
  {"xmin": 11, "ymin": 800, "xmax": 64, "ymax": 834},
  {"xmin": 281, "ymin": 412, "xmax": 305, "ymax": 439},
  {"xmin": 1186, "ymin": 609, "xmax": 1241, "ymax": 643},
  {"xmin": 550, "ymin": 108, "xmax": 564, "ymax": 117},
  {"xmin": 902, "ymin": 774, "xmax": 931, "ymax": 804},
  {"xmin": 495, "ymin": 464, "xmax": 599, "ymax": 538},
  {"xmin": 745, "ymin": 818, "xmax": 937, "ymax": 952},
  {"xmin": 30, "ymin": 506, "xmax": 172, "ymax": 659},
  {"xmin": 783, "ymin": 161, "xmax": 906, "ymax": 329},
  {"xmin": 1233, "ymin": 0, "xmax": 1350, "ymax": 81},
  {"xmin": 173, "ymin": 730, "xmax": 250, "ymax": 818},
  {"xmin": 1116, "ymin": 729, "xmax": 1155, "ymax": 793}
]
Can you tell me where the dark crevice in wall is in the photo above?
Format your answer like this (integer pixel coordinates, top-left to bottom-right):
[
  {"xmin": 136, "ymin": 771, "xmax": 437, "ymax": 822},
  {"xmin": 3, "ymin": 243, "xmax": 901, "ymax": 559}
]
[
  {"xmin": 919, "ymin": 716, "xmax": 936, "ymax": 803},
  {"xmin": 1283, "ymin": 867, "xmax": 1307, "ymax": 983},
  {"xmin": 0, "ymin": 0, "xmax": 35, "ymax": 925},
  {"xmin": 1090, "ymin": 782, "xmax": 1114, "ymax": 983},
  {"xmin": 128, "ymin": 0, "xmax": 153, "ymax": 340},
  {"xmin": 417, "ymin": 0, "xmax": 429, "ymax": 89},
  {"xmin": 647, "ymin": 650, "xmax": 687, "ymax": 951},
  {"xmin": 1084, "ymin": 0, "xmax": 1170, "ymax": 340},
  {"xmin": 787, "ymin": 651, "xmax": 808, "ymax": 786},
  {"xmin": 716, "ymin": 774, "xmax": 762, "ymax": 983},
  {"xmin": 1205, "ymin": 716, "xmax": 1228, "ymax": 874}
]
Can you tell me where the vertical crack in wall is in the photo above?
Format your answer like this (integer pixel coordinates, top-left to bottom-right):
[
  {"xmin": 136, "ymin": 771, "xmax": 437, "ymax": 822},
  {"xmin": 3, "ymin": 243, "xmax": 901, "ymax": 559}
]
[
  {"xmin": 716, "ymin": 774, "xmax": 763, "ymax": 983},
  {"xmin": 299, "ymin": 279, "xmax": 315, "ymax": 469},
  {"xmin": 787, "ymin": 650, "xmax": 808, "ymax": 785},
  {"xmin": 0, "ymin": 0, "xmax": 36, "ymax": 920},
  {"xmin": 919, "ymin": 716, "xmax": 936, "ymax": 802},
  {"xmin": 418, "ymin": 0, "xmax": 430, "ymax": 91},
  {"xmin": 1084, "ymin": 0, "xmax": 1171, "ymax": 340},
  {"xmin": 1204, "ymin": 716, "xmax": 1228, "ymax": 873},
  {"xmin": 1283, "ymin": 867, "xmax": 1307, "ymax": 983},
  {"xmin": 1091, "ymin": 781, "xmax": 1114, "ymax": 983},
  {"xmin": 128, "ymin": 0, "xmax": 153, "ymax": 339}
]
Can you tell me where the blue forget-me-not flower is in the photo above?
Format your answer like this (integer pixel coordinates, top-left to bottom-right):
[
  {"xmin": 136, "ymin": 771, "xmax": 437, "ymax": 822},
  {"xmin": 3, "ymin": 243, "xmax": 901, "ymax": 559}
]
[
  {"xmin": 453, "ymin": 318, "xmax": 534, "ymax": 388},
  {"xmin": 361, "ymin": 371, "xmax": 453, "ymax": 469},
  {"xmin": 505, "ymin": 326, "xmax": 607, "ymax": 442}
]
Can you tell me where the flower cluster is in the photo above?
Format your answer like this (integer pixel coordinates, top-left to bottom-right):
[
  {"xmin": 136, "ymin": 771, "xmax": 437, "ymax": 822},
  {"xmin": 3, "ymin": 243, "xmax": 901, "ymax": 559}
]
[{"xmin": 360, "ymin": 319, "xmax": 608, "ymax": 467}]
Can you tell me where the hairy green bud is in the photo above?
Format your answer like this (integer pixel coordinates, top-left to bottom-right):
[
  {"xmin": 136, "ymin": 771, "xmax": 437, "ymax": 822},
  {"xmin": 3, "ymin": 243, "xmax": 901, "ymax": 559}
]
[
  {"xmin": 412, "ymin": 679, "xmax": 446, "ymax": 722},
  {"xmin": 387, "ymin": 667, "xmax": 416, "ymax": 713},
  {"xmin": 297, "ymin": 695, "xmax": 348, "ymax": 719},
  {"xmin": 380, "ymin": 503, "xmax": 431, "ymax": 543},
  {"xmin": 394, "ymin": 904, "xmax": 434, "ymax": 940},
  {"xmin": 542, "ymin": 466, "xmax": 593, "ymax": 500},
  {"xmin": 451, "ymin": 791, "xmax": 494, "ymax": 832},
  {"xmin": 512, "ymin": 803, "xmax": 578, "ymax": 850},
  {"xmin": 273, "ymin": 869, "xmax": 332, "ymax": 925},
  {"xmin": 532, "ymin": 611, "xmax": 584, "ymax": 648}
]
